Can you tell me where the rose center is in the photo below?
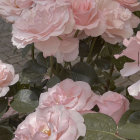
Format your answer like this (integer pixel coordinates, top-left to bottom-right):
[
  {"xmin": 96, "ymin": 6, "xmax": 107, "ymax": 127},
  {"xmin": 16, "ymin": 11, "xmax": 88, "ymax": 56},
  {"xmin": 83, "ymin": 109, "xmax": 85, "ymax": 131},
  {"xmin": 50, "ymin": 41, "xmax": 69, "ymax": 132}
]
[{"xmin": 42, "ymin": 128, "xmax": 51, "ymax": 136}]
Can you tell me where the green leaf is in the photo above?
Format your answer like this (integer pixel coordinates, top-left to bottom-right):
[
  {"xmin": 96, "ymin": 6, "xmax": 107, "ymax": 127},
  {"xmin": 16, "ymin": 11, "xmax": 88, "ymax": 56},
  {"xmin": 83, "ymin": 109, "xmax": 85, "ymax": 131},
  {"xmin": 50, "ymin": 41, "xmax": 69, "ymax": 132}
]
[
  {"xmin": 46, "ymin": 76, "xmax": 61, "ymax": 88},
  {"xmin": 0, "ymin": 98, "xmax": 8, "ymax": 118},
  {"xmin": 118, "ymin": 123, "xmax": 140, "ymax": 140},
  {"xmin": 129, "ymin": 111, "xmax": 140, "ymax": 124},
  {"xmin": 36, "ymin": 52, "xmax": 50, "ymax": 68},
  {"xmin": 21, "ymin": 43, "xmax": 33, "ymax": 58},
  {"xmin": 71, "ymin": 62, "xmax": 98, "ymax": 84},
  {"xmin": 0, "ymin": 126, "xmax": 13, "ymax": 140},
  {"xmin": 79, "ymin": 41, "xmax": 90, "ymax": 57},
  {"xmin": 11, "ymin": 89, "xmax": 38, "ymax": 113},
  {"xmin": 95, "ymin": 57, "xmax": 111, "ymax": 70},
  {"xmin": 82, "ymin": 113, "xmax": 123, "ymax": 140},
  {"xmin": 113, "ymin": 56, "xmax": 134, "ymax": 71},
  {"xmin": 130, "ymin": 99, "xmax": 140, "ymax": 111},
  {"xmin": 21, "ymin": 60, "xmax": 47, "ymax": 84},
  {"xmin": 118, "ymin": 110, "xmax": 140, "ymax": 139}
]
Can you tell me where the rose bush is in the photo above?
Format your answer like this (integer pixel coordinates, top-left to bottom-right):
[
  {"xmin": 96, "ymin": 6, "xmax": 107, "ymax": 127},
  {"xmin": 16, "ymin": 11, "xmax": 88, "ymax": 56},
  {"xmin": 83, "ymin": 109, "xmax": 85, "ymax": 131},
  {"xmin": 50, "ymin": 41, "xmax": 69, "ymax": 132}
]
[{"xmin": 0, "ymin": 0, "xmax": 140, "ymax": 140}]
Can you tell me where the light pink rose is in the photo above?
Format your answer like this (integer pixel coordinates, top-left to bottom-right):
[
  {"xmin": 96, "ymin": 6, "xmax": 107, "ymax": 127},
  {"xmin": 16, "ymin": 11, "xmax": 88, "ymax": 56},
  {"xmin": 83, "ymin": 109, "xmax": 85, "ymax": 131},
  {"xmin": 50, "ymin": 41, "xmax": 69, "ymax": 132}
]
[
  {"xmin": 128, "ymin": 80, "xmax": 140, "ymax": 100},
  {"xmin": 0, "ymin": 0, "xmax": 33, "ymax": 22},
  {"xmin": 12, "ymin": 1, "xmax": 75, "ymax": 49},
  {"xmin": 97, "ymin": 0, "xmax": 140, "ymax": 44},
  {"xmin": 95, "ymin": 91, "xmax": 129, "ymax": 123},
  {"xmin": 118, "ymin": 31, "xmax": 140, "ymax": 76},
  {"xmin": 0, "ymin": 61, "xmax": 19, "ymax": 97},
  {"xmin": 38, "ymin": 79, "xmax": 97, "ymax": 113},
  {"xmin": 71, "ymin": 0, "xmax": 106, "ymax": 37},
  {"xmin": 34, "ymin": 36, "xmax": 79, "ymax": 63},
  {"xmin": 13, "ymin": 105, "xmax": 86, "ymax": 140},
  {"xmin": 115, "ymin": 0, "xmax": 140, "ymax": 11}
]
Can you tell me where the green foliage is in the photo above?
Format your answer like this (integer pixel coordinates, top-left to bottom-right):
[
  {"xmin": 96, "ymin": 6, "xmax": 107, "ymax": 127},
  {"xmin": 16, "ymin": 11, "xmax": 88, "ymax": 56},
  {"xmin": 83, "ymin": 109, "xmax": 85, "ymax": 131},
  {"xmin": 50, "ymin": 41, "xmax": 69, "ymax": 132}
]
[
  {"xmin": 81, "ymin": 113, "xmax": 123, "ymax": 140},
  {"xmin": 11, "ymin": 89, "xmax": 38, "ymax": 114},
  {"xmin": 118, "ymin": 110, "xmax": 140, "ymax": 140},
  {"xmin": 0, "ymin": 126, "xmax": 13, "ymax": 140},
  {"xmin": 0, "ymin": 98, "xmax": 8, "ymax": 118}
]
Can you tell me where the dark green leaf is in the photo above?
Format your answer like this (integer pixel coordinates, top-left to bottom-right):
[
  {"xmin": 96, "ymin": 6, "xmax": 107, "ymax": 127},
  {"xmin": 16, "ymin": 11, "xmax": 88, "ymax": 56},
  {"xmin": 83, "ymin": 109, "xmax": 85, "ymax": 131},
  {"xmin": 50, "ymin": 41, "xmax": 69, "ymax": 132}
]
[
  {"xmin": 11, "ymin": 89, "xmax": 38, "ymax": 113},
  {"xmin": 46, "ymin": 76, "xmax": 60, "ymax": 88},
  {"xmin": 130, "ymin": 99, "xmax": 140, "ymax": 111},
  {"xmin": 21, "ymin": 60, "xmax": 47, "ymax": 84},
  {"xmin": 129, "ymin": 111, "xmax": 140, "ymax": 124},
  {"xmin": 21, "ymin": 43, "xmax": 33, "ymax": 58},
  {"xmin": 0, "ymin": 126, "xmax": 13, "ymax": 140},
  {"xmin": 71, "ymin": 62, "xmax": 98, "ymax": 84},
  {"xmin": 0, "ymin": 98, "xmax": 8, "ymax": 118},
  {"xmin": 36, "ymin": 52, "xmax": 50, "ymax": 68},
  {"xmin": 79, "ymin": 41, "xmax": 90, "ymax": 57},
  {"xmin": 113, "ymin": 56, "xmax": 134, "ymax": 71}
]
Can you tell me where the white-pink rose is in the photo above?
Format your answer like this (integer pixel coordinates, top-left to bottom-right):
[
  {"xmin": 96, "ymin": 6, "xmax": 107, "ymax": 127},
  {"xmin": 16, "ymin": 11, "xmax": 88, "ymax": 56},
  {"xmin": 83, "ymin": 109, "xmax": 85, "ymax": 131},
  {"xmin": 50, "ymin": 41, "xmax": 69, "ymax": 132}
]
[
  {"xmin": 97, "ymin": 0, "xmax": 140, "ymax": 44},
  {"xmin": 0, "ymin": 61, "xmax": 19, "ymax": 97},
  {"xmin": 12, "ymin": 2, "xmax": 75, "ymax": 49},
  {"xmin": 71, "ymin": 0, "xmax": 106, "ymax": 37},
  {"xmin": 128, "ymin": 80, "xmax": 140, "ymax": 100},
  {"xmin": 0, "ymin": 0, "xmax": 33, "ymax": 22},
  {"xmin": 95, "ymin": 91, "xmax": 129, "ymax": 123},
  {"xmin": 34, "ymin": 36, "xmax": 79, "ymax": 63},
  {"xmin": 115, "ymin": 0, "xmax": 140, "ymax": 11},
  {"xmin": 13, "ymin": 105, "xmax": 86, "ymax": 140},
  {"xmin": 119, "ymin": 31, "xmax": 140, "ymax": 76},
  {"xmin": 38, "ymin": 79, "xmax": 97, "ymax": 113}
]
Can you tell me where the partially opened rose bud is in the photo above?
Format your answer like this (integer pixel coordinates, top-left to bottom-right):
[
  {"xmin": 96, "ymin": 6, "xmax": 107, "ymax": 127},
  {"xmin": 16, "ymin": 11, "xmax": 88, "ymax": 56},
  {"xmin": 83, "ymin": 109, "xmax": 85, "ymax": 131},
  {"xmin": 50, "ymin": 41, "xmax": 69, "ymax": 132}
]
[
  {"xmin": 0, "ymin": 61, "xmax": 19, "ymax": 97},
  {"xmin": 13, "ymin": 105, "xmax": 86, "ymax": 140},
  {"xmin": 95, "ymin": 91, "xmax": 129, "ymax": 123}
]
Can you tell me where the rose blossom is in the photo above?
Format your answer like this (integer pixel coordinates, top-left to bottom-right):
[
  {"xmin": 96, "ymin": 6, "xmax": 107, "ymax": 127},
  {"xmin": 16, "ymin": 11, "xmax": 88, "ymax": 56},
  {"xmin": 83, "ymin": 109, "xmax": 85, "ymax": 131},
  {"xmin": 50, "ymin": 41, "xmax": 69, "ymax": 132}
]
[
  {"xmin": 13, "ymin": 105, "xmax": 86, "ymax": 140},
  {"xmin": 95, "ymin": 91, "xmax": 129, "ymax": 123},
  {"xmin": 34, "ymin": 36, "xmax": 79, "ymax": 63},
  {"xmin": 128, "ymin": 80, "xmax": 140, "ymax": 100},
  {"xmin": 115, "ymin": 0, "xmax": 140, "ymax": 11},
  {"xmin": 97, "ymin": 0, "xmax": 140, "ymax": 44},
  {"xmin": 12, "ymin": 1, "xmax": 75, "ymax": 49},
  {"xmin": 118, "ymin": 31, "xmax": 140, "ymax": 76},
  {"xmin": 0, "ymin": 61, "xmax": 19, "ymax": 97},
  {"xmin": 0, "ymin": 0, "xmax": 33, "ymax": 22},
  {"xmin": 71, "ymin": 0, "xmax": 106, "ymax": 37},
  {"xmin": 38, "ymin": 79, "xmax": 97, "ymax": 113}
]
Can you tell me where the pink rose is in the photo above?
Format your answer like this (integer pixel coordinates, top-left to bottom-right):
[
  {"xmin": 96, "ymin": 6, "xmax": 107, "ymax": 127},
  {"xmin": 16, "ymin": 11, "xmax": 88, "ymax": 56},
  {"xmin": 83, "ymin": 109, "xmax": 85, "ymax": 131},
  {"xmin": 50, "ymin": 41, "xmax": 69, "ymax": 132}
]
[
  {"xmin": 0, "ymin": 61, "xmax": 19, "ymax": 97},
  {"xmin": 118, "ymin": 31, "xmax": 140, "ymax": 76},
  {"xmin": 71, "ymin": 0, "xmax": 106, "ymax": 37},
  {"xmin": 128, "ymin": 80, "xmax": 140, "ymax": 100},
  {"xmin": 34, "ymin": 36, "xmax": 79, "ymax": 63},
  {"xmin": 12, "ymin": 1, "xmax": 75, "ymax": 49},
  {"xmin": 115, "ymin": 0, "xmax": 140, "ymax": 11},
  {"xmin": 0, "ymin": 0, "xmax": 33, "ymax": 22},
  {"xmin": 13, "ymin": 105, "xmax": 86, "ymax": 140},
  {"xmin": 96, "ymin": 91, "xmax": 129, "ymax": 123},
  {"xmin": 98, "ymin": 0, "xmax": 140, "ymax": 44},
  {"xmin": 38, "ymin": 79, "xmax": 97, "ymax": 113}
]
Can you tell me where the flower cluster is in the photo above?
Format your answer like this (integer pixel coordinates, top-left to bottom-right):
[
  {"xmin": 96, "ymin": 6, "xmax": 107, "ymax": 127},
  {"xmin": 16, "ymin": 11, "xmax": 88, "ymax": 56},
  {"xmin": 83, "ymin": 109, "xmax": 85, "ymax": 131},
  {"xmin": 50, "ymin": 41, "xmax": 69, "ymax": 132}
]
[
  {"xmin": 0, "ymin": 0, "xmax": 139, "ymax": 63},
  {"xmin": 0, "ymin": 60, "xmax": 19, "ymax": 97},
  {"xmin": 13, "ymin": 79, "xmax": 129, "ymax": 139}
]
